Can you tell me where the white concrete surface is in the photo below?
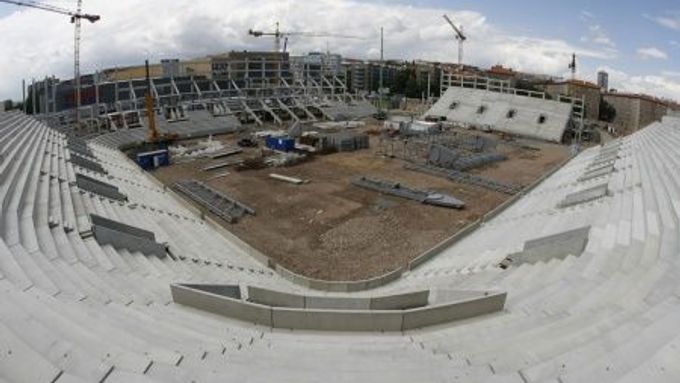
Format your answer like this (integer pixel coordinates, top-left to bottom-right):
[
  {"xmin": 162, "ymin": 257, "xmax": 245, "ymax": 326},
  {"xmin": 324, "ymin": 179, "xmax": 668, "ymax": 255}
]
[{"xmin": 2, "ymin": 110, "xmax": 680, "ymax": 381}]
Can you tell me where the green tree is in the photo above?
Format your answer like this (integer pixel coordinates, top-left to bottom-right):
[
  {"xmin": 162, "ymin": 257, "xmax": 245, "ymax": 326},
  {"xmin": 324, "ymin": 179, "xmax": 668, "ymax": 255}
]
[{"xmin": 599, "ymin": 98, "xmax": 616, "ymax": 122}]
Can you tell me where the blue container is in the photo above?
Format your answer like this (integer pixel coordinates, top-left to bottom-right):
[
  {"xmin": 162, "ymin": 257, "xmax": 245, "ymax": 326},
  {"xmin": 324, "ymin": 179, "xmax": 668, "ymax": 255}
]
[
  {"xmin": 137, "ymin": 149, "xmax": 170, "ymax": 170},
  {"xmin": 265, "ymin": 136, "xmax": 295, "ymax": 152}
]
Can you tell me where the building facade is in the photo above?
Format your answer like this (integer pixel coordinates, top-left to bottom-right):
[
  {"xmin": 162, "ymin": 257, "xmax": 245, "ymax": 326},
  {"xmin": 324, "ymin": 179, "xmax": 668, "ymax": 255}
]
[
  {"xmin": 542, "ymin": 80, "xmax": 601, "ymax": 121},
  {"xmin": 597, "ymin": 71, "xmax": 609, "ymax": 92},
  {"xmin": 342, "ymin": 59, "xmax": 401, "ymax": 93},
  {"xmin": 210, "ymin": 51, "xmax": 291, "ymax": 88},
  {"xmin": 603, "ymin": 93, "xmax": 669, "ymax": 135},
  {"xmin": 290, "ymin": 52, "xmax": 343, "ymax": 82}
]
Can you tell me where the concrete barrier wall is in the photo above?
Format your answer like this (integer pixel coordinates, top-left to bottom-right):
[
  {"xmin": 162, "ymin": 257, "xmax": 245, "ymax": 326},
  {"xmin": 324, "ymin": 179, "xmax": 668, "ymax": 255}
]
[
  {"xmin": 274, "ymin": 264, "xmax": 406, "ymax": 293},
  {"xmin": 402, "ymin": 292, "xmax": 507, "ymax": 329},
  {"xmin": 172, "ymin": 284, "xmax": 505, "ymax": 332},
  {"xmin": 246, "ymin": 286, "xmax": 429, "ymax": 311},
  {"xmin": 170, "ymin": 284, "xmax": 272, "ymax": 326},
  {"xmin": 247, "ymin": 286, "xmax": 305, "ymax": 308}
]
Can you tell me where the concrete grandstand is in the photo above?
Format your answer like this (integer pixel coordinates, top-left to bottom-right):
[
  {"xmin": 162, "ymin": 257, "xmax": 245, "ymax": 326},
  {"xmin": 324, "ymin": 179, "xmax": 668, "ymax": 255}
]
[
  {"xmin": 2, "ymin": 93, "xmax": 680, "ymax": 383},
  {"xmin": 425, "ymin": 75, "xmax": 584, "ymax": 143}
]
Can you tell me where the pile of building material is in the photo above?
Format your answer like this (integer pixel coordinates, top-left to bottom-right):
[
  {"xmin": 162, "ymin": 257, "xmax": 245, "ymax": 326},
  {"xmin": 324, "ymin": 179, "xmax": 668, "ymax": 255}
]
[
  {"xmin": 210, "ymin": 147, "xmax": 242, "ymax": 159},
  {"xmin": 254, "ymin": 130, "xmax": 286, "ymax": 138},
  {"xmin": 320, "ymin": 131, "xmax": 370, "ymax": 152},
  {"xmin": 203, "ymin": 159, "xmax": 244, "ymax": 171},
  {"xmin": 427, "ymin": 144, "xmax": 506, "ymax": 171},
  {"xmin": 352, "ymin": 176, "xmax": 465, "ymax": 209},
  {"xmin": 174, "ymin": 180, "xmax": 255, "ymax": 223},
  {"xmin": 405, "ymin": 163, "xmax": 521, "ymax": 195},
  {"xmin": 441, "ymin": 135, "xmax": 498, "ymax": 153},
  {"xmin": 452, "ymin": 153, "xmax": 507, "ymax": 171},
  {"xmin": 384, "ymin": 118, "xmax": 441, "ymax": 136},
  {"xmin": 265, "ymin": 152, "xmax": 306, "ymax": 167},
  {"xmin": 269, "ymin": 173, "xmax": 307, "ymax": 185},
  {"xmin": 427, "ymin": 144, "xmax": 461, "ymax": 169},
  {"xmin": 169, "ymin": 136, "xmax": 225, "ymax": 159},
  {"xmin": 313, "ymin": 121, "xmax": 365, "ymax": 130}
]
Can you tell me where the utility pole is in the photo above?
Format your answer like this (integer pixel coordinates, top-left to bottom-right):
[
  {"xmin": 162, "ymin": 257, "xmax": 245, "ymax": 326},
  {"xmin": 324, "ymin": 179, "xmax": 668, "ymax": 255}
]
[
  {"xmin": 22, "ymin": 79, "xmax": 26, "ymax": 113},
  {"xmin": 31, "ymin": 78, "xmax": 36, "ymax": 115},
  {"xmin": 379, "ymin": 26, "xmax": 384, "ymax": 112},
  {"xmin": 427, "ymin": 71, "xmax": 431, "ymax": 104}
]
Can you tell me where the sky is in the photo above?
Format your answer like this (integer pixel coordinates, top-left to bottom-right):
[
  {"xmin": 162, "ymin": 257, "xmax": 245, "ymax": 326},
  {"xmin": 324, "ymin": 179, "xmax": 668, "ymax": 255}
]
[{"xmin": 0, "ymin": 0, "xmax": 679, "ymax": 101}]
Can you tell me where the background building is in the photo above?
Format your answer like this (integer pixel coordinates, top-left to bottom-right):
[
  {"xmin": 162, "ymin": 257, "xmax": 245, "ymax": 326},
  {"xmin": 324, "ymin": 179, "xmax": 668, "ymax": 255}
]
[
  {"xmin": 603, "ymin": 92, "xmax": 669, "ymax": 135},
  {"xmin": 342, "ymin": 59, "xmax": 401, "ymax": 93},
  {"xmin": 542, "ymin": 80, "xmax": 601, "ymax": 121},
  {"xmin": 291, "ymin": 52, "xmax": 343, "ymax": 82},
  {"xmin": 210, "ymin": 51, "xmax": 291, "ymax": 88},
  {"xmin": 597, "ymin": 71, "xmax": 609, "ymax": 92}
]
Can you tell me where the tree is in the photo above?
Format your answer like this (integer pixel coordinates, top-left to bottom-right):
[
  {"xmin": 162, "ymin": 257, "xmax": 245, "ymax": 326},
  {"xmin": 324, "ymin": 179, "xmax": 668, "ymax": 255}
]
[{"xmin": 599, "ymin": 98, "xmax": 616, "ymax": 122}]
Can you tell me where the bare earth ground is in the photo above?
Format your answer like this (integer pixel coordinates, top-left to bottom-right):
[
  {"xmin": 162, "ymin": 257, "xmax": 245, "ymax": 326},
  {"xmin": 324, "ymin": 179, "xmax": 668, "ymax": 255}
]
[{"xmin": 153, "ymin": 124, "xmax": 569, "ymax": 281}]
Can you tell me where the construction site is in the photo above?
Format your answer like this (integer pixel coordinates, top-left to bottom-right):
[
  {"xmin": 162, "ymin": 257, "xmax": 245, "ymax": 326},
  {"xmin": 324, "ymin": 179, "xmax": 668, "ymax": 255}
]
[
  {"xmin": 150, "ymin": 121, "xmax": 569, "ymax": 280},
  {"xmin": 2, "ymin": 1, "xmax": 680, "ymax": 382}
]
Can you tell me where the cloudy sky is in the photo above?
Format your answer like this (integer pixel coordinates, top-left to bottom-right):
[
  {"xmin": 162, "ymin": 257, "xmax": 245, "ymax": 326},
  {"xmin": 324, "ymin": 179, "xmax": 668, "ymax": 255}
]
[{"xmin": 0, "ymin": 0, "xmax": 679, "ymax": 101}]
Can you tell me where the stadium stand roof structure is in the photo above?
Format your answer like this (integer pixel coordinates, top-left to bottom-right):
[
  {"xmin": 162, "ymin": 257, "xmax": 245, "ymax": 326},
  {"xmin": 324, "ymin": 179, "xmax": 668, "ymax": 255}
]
[{"xmin": 2, "ymin": 109, "xmax": 680, "ymax": 382}]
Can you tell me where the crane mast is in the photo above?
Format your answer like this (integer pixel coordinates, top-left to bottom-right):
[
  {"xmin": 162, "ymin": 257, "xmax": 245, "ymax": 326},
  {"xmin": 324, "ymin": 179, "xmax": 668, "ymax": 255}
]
[
  {"xmin": 443, "ymin": 14, "xmax": 467, "ymax": 70},
  {"xmin": 74, "ymin": 0, "xmax": 82, "ymax": 125},
  {"xmin": 0, "ymin": 0, "xmax": 99, "ymax": 125}
]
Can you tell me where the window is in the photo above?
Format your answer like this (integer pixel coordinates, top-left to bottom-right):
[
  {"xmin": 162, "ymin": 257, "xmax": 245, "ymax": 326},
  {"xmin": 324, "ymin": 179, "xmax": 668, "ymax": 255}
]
[
  {"xmin": 538, "ymin": 114, "xmax": 547, "ymax": 124},
  {"xmin": 507, "ymin": 109, "xmax": 517, "ymax": 119},
  {"xmin": 477, "ymin": 105, "xmax": 487, "ymax": 114}
]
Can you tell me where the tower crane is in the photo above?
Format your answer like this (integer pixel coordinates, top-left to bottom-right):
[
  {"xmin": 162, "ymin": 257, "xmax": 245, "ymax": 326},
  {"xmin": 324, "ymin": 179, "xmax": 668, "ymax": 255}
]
[
  {"xmin": 568, "ymin": 53, "xmax": 577, "ymax": 80},
  {"xmin": 248, "ymin": 22, "xmax": 362, "ymax": 53},
  {"xmin": 0, "ymin": 0, "xmax": 100, "ymax": 125},
  {"xmin": 442, "ymin": 14, "xmax": 467, "ymax": 70}
]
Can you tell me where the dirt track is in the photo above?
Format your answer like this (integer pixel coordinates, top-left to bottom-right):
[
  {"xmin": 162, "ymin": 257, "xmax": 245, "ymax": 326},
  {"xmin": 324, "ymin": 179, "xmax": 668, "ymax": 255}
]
[{"xmin": 153, "ymin": 126, "xmax": 570, "ymax": 281}]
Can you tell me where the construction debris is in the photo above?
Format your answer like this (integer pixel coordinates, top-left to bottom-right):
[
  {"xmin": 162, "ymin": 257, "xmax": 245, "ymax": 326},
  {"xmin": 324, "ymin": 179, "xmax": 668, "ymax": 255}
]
[
  {"xmin": 207, "ymin": 172, "xmax": 230, "ymax": 181},
  {"xmin": 269, "ymin": 173, "xmax": 306, "ymax": 185},
  {"xmin": 428, "ymin": 144, "xmax": 506, "ymax": 171},
  {"xmin": 174, "ymin": 180, "xmax": 255, "ymax": 223},
  {"xmin": 211, "ymin": 147, "xmax": 243, "ymax": 159},
  {"xmin": 352, "ymin": 176, "xmax": 465, "ymax": 209},
  {"xmin": 313, "ymin": 121, "xmax": 365, "ymax": 130},
  {"xmin": 405, "ymin": 163, "xmax": 521, "ymax": 195},
  {"xmin": 265, "ymin": 152, "xmax": 307, "ymax": 167},
  {"xmin": 169, "ymin": 135, "xmax": 225, "ymax": 159},
  {"xmin": 203, "ymin": 159, "xmax": 244, "ymax": 171},
  {"xmin": 237, "ymin": 137, "xmax": 258, "ymax": 147},
  {"xmin": 320, "ymin": 131, "xmax": 370, "ymax": 152}
]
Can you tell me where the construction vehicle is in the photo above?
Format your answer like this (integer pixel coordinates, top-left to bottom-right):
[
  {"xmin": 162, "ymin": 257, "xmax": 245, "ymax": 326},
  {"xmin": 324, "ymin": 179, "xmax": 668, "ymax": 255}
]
[{"xmin": 0, "ymin": 0, "xmax": 100, "ymax": 126}]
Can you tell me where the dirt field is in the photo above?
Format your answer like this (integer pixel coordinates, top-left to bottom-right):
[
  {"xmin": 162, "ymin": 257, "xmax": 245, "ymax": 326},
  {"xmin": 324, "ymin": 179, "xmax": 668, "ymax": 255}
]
[{"xmin": 153, "ymin": 123, "xmax": 570, "ymax": 281}]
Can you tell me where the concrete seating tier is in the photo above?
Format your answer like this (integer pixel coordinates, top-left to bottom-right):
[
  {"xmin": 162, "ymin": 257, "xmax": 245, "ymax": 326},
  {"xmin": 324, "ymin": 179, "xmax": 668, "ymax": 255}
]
[{"xmin": 2, "ymin": 111, "xmax": 680, "ymax": 382}]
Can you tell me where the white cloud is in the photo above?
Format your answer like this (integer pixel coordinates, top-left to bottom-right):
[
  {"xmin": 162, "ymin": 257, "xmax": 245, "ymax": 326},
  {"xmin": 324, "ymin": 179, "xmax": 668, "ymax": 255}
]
[
  {"xmin": 579, "ymin": 10, "xmax": 595, "ymax": 22},
  {"xmin": 0, "ymin": 0, "xmax": 633, "ymax": 100},
  {"xmin": 581, "ymin": 24, "xmax": 616, "ymax": 49},
  {"xmin": 645, "ymin": 13, "xmax": 680, "ymax": 30},
  {"xmin": 600, "ymin": 65, "xmax": 680, "ymax": 100},
  {"xmin": 637, "ymin": 46, "xmax": 668, "ymax": 60}
]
